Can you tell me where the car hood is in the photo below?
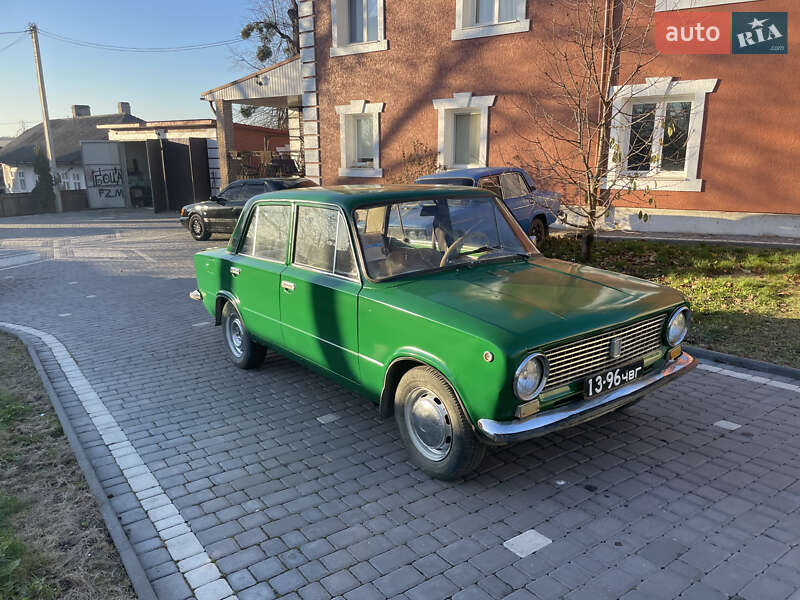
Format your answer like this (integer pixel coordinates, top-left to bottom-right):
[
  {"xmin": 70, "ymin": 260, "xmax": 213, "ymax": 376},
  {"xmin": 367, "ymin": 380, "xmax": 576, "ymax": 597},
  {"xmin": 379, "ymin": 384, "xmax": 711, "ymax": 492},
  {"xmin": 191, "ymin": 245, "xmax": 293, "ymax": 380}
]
[{"xmin": 385, "ymin": 256, "xmax": 684, "ymax": 355}]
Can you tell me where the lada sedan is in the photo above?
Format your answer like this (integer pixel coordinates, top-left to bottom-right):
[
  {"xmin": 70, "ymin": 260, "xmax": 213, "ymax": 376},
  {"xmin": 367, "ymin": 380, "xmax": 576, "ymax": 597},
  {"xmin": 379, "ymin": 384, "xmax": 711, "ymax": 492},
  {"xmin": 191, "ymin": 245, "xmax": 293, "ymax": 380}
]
[{"xmin": 190, "ymin": 185, "xmax": 696, "ymax": 479}]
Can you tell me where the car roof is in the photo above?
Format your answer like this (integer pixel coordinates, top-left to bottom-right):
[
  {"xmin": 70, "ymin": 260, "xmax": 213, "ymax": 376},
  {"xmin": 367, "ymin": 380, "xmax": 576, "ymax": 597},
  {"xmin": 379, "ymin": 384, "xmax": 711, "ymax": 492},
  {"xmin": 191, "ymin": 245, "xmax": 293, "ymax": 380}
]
[
  {"xmin": 245, "ymin": 184, "xmax": 489, "ymax": 212},
  {"xmin": 415, "ymin": 167, "xmax": 523, "ymax": 182},
  {"xmin": 231, "ymin": 177, "xmax": 310, "ymax": 184}
]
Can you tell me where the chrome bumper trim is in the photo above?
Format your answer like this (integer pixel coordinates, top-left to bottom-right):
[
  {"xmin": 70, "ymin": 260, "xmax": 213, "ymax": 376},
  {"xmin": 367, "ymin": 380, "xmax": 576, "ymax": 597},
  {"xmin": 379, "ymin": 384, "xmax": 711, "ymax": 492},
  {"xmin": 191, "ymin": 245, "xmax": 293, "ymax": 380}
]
[
  {"xmin": 477, "ymin": 353, "xmax": 697, "ymax": 443},
  {"xmin": 189, "ymin": 289, "xmax": 202, "ymax": 301}
]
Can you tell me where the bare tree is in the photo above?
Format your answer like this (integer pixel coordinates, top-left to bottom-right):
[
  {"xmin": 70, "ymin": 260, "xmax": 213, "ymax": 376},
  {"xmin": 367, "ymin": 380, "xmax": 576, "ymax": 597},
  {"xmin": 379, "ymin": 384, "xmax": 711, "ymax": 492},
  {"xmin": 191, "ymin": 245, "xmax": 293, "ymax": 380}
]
[
  {"xmin": 234, "ymin": 0, "xmax": 300, "ymax": 129},
  {"xmin": 513, "ymin": 0, "xmax": 662, "ymax": 261}
]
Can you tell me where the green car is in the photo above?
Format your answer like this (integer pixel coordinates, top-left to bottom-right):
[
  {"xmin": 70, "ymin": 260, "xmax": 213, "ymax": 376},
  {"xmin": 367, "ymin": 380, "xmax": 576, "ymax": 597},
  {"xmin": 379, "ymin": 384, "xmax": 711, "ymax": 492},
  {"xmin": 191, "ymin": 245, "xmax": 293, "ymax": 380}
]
[{"xmin": 190, "ymin": 185, "xmax": 697, "ymax": 479}]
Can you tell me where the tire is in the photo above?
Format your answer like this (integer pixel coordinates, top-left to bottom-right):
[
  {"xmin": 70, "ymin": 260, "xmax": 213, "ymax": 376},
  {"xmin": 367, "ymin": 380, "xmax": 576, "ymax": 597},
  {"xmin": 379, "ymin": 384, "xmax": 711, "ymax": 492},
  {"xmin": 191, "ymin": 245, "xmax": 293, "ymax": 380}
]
[
  {"xmin": 189, "ymin": 214, "xmax": 211, "ymax": 241},
  {"xmin": 394, "ymin": 366, "xmax": 486, "ymax": 480},
  {"xmin": 221, "ymin": 301, "xmax": 266, "ymax": 369},
  {"xmin": 529, "ymin": 217, "xmax": 548, "ymax": 247}
]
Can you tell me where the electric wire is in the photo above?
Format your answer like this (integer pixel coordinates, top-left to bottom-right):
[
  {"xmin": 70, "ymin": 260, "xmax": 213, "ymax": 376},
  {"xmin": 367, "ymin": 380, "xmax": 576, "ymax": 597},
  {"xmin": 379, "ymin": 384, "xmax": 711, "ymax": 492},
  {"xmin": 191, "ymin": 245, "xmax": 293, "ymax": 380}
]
[
  {"xmin": 37, "ymin": 28, "xmax": 241, "ymax": 53},
  {"xmin": 0, "ymin": 33, "xmax": 25, "ymax": 54}
]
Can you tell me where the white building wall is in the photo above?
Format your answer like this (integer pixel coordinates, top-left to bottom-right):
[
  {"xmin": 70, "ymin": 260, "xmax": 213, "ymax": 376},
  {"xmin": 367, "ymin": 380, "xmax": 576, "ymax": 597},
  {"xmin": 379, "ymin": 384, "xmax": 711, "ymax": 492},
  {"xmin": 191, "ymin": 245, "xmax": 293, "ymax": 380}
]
[{"xmin": 1, "ymin": 164, "xmax": 85, "ymax": 193}]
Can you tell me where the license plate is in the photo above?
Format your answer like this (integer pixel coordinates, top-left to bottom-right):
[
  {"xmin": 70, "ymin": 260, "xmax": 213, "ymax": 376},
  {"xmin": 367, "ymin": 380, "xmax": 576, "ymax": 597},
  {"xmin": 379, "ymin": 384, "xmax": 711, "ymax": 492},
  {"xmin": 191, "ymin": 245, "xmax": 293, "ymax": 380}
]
[{"xmin": 584, "ymin": 360, "xmax": 644, "ymax": 398}]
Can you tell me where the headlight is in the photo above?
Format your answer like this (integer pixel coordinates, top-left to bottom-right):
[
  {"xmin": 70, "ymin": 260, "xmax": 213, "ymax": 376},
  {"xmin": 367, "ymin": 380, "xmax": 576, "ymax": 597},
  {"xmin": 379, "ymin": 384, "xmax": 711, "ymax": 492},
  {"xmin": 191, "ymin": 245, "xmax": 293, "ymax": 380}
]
[
  {"xmin": 514, "ymin": 353, "xmax": 548, "ymax": 401},
  {"xmin": 666, "ymin": 307, "xmax": 691, "ymax": 346}
]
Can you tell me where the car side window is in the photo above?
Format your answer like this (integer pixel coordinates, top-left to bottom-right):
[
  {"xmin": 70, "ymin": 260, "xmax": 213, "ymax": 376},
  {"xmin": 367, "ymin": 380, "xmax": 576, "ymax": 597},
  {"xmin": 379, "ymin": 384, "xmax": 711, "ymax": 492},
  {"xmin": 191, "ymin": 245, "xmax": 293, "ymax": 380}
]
[
  {"xmin": 477, "ymin": 175, "xmax": 502, "ymax": 197},
  {"xmin": 239, "ymin": 204, "xmax": 291, "ymax": 262},
  {"xmin": 293, "ymin": 206, "xmax": 358, "ymax": 279},
  {"xmin": 500, "ymin": 172, "xmax": 530, "ymax": 199},
  {"xmin": 218, "ymin": 183, "xmax": 241, "ymax": 201},
  {"xmin": 243, "ymin": 182, "xmax": 265, "ymax": 201}
]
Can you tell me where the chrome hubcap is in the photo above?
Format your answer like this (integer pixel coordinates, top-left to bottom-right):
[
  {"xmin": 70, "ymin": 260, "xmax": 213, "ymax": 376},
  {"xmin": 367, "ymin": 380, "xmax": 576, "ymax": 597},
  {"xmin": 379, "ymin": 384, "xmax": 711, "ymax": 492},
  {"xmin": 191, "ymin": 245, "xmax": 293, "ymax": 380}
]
[
  {"xmin": 226, "ymin": 315, "xmax": 244, "ymax": 358},
  {"xmin": 405, "ymin": 387, "xmax": 452, "ymax": 462},
  {"xmin": 192, "ymin": 218, "xmax": 202, "ymax": 235}
]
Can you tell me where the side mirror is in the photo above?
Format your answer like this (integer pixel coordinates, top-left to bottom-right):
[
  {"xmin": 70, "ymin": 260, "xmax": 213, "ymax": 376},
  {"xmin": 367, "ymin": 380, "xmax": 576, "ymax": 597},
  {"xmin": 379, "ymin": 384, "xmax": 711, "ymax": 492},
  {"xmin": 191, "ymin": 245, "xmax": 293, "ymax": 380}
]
[{"xmin": 211, "ymin": 195, "xmax": 225, "ymax": 204}]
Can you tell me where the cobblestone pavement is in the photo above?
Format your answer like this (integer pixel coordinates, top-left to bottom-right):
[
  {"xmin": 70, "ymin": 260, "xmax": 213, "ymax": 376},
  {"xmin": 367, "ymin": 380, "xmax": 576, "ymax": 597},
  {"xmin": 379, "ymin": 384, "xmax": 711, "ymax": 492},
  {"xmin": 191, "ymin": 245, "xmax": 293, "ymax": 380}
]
[{"xmin": 2, "ymin": 209, "xmax": 800, "ymax": 600}]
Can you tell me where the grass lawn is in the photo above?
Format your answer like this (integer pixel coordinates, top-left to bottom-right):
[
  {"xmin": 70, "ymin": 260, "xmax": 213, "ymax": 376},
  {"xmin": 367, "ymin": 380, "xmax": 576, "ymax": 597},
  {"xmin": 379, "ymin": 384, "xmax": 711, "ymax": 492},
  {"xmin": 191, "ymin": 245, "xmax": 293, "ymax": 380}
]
[
  {"xmin": 539, "ymin": 236, "xmax": 800, "ymax": 369},
  {"xmin": 0, "ymin": 333, "xmax": 135, "ymax": 600}
]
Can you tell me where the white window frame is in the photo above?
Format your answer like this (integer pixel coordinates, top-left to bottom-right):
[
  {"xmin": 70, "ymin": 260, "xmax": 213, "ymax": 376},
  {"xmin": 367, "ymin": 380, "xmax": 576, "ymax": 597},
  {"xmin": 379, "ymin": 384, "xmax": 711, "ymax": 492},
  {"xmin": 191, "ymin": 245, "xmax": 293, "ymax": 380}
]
[
  {"xmin": 336, "ymin": 100, "xmax": 385, "ymax": 178},
  {"xmin": 608, "ymin": 77, "xmax": 718, "ymax": 192},
  {"xmin": 17, "ymin": 169, "xmax": 26, "ymax": 191},
  {"xmin": 452, "ymin": 0, "xmax": 530, "ymax": 41},
  {"xmin": 655, "ymin": 0, "xmax": 760, "ymax": 11},
  {"xmin": 330, "ymin": 0, "xmax": 388, "ymax": 57},
  {"xmin": 433, "ymin": 92, "xmax": 496, "ymax": 170}
]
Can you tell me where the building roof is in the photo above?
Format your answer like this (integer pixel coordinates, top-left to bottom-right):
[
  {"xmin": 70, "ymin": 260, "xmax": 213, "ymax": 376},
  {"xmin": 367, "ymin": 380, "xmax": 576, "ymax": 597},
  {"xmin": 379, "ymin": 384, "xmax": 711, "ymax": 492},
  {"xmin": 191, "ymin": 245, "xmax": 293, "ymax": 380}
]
[
  {"xmin": 200, "ymin": 55, "xmax": 302, "ymax": 105},
  {"xmin": 0, "ymin": 113, "xmax": 144, "ymax": 166},
  {"xmin": 98, "ymin": 119, "xmax": 287, "ymax": 135}
]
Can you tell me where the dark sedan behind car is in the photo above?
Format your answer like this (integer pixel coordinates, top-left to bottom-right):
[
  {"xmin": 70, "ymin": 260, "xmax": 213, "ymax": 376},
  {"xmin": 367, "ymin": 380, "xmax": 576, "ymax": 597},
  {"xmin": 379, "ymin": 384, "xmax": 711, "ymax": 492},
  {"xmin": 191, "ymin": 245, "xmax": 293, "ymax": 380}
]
[{"xmin": 180, "ymin": 177, "xmax": 316, "ymax": 240}]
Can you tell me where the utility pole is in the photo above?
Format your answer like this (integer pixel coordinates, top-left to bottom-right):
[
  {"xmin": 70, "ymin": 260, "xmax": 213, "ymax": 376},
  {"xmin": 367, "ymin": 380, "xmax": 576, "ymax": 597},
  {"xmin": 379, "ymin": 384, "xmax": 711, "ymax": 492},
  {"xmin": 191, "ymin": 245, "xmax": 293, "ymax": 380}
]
[{"xmin": 29, "ymin": 23, "xmax": 62, "ymax": 212}]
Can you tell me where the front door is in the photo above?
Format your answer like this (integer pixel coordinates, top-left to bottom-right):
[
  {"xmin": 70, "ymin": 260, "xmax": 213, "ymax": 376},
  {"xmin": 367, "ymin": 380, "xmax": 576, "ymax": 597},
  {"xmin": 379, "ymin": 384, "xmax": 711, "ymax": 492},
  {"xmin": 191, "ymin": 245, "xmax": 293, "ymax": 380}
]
[
  {"xmin": 280, "ymin": 204, "xmax": 361, "ymax": 382},
  {"xmin": 227, "ymin": 202, "xmax": 292, "ymax": 346}
]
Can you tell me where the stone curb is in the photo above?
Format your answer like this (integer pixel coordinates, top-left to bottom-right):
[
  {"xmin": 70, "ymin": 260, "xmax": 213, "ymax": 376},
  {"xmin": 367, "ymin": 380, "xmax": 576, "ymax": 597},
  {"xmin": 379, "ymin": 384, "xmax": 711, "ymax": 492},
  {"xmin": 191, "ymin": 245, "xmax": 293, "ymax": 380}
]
[
  {"xmin": 686, "ymin": 344, "xmax": 800, "ymax": 382},
  {"xmin": 0, "ymin": 326, "xmax": 158, "ymax": 600}
]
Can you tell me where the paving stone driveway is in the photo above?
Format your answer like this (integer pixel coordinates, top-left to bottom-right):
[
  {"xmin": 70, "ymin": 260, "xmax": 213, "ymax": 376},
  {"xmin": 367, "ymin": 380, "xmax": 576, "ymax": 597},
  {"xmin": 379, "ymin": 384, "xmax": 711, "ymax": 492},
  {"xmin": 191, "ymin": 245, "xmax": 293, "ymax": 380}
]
[{"xmin": 1, "ymin": 210, "xmax": 800, "ymax": 600}]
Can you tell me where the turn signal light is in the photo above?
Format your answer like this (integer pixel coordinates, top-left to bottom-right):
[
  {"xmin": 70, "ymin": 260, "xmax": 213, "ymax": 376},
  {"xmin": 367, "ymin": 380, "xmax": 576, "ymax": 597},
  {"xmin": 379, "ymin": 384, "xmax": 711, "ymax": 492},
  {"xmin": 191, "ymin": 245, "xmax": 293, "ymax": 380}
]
[{"xmin": 668, "ymin": 346, "xmax": 682, "ymax": 360}]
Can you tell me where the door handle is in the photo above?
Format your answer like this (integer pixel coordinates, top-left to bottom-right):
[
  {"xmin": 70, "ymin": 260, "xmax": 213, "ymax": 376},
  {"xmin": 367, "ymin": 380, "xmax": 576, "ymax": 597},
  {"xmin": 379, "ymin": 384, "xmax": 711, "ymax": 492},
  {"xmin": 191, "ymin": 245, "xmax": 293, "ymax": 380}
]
[
  {"xmin": 281, "ymin": 280, "xmax": 295, "ymax": 292},
  {"xmin": 230, "ymin": 266, "xmax": 240, "ymax": 277}
]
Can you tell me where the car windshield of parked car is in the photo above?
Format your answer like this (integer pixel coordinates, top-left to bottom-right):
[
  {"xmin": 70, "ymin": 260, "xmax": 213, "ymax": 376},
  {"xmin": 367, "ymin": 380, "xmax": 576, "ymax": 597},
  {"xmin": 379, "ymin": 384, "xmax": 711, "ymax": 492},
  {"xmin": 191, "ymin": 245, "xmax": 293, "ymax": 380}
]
[{"xmin": 354, "ymin": 196, "xmax": 532, "ymax": 280}]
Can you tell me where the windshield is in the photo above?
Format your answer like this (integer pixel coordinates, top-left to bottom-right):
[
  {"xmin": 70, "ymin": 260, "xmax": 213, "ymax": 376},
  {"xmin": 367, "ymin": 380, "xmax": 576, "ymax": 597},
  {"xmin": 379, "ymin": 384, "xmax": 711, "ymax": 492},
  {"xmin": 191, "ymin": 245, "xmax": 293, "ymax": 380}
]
[{"xmin": 353, "ymin": 195, "xmax": 534, "ymax": 280}]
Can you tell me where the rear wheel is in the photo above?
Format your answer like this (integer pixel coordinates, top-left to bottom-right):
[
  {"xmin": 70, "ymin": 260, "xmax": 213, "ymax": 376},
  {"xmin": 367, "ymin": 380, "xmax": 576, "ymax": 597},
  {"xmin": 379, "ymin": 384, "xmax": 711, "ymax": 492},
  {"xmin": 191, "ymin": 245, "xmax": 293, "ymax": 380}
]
[
  {"xmin": 529, "ymin": 217, "xmax": 548, "ymax": 247},
  {"xmin": 395, "ymin": 366, "xmax": 485, "ymax": 480},
  {"xmin": 189, "ymin": 214, "xmax": 211, "ymax": 241},
  {"xmin": 221, "ymin": 302, "xmax": 266, "ymax": 369}
]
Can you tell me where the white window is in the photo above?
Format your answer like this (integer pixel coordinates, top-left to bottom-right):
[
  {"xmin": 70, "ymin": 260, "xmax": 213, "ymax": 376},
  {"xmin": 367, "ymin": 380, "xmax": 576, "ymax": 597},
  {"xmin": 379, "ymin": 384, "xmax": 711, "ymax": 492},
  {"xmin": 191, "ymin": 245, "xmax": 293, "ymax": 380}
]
[
  {"xmin": 336, "ymin": 100, "xmax": 384, "ymax": 178},
  {"xmin": 452, "ymin": 0, "xmax": 530, "ymax": 41},
  {"xmin": 331, "ymin": 0, "xmax": 387, "ymax": 57},
  {"xmin": 433, "ymin": 92, "xmax": 495, "ymax": 170},
  {"xmin": 655, "ymin": 0, "xmax": 760, "ymax": 11},
  {"xmin": 72, "ymin": 171, "xmax": 82, "ymax": 190},
  {"xmin": 17, "ymin": 170, "xmax": 25, "ymax": 191},
  {"xmin": 608, "ymin": 77, "xmax": 718, "ymax": 192}
]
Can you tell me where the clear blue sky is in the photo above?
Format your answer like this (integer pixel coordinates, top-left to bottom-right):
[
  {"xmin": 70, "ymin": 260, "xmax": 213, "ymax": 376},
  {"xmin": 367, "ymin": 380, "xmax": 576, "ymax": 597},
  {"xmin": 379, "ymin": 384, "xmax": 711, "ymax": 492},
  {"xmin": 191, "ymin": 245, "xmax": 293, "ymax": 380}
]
[{"xmin": 0, "ymin": 0, "xmax": 259, "ymax": 137}]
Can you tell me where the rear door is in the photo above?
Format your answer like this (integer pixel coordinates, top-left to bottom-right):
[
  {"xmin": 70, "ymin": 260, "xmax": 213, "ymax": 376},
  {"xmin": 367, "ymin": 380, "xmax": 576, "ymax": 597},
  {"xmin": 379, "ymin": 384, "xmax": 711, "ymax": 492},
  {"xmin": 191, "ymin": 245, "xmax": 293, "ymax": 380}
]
[
  {"xmin": 279, "ymin": 204, "xmax": 362, "ymax": 382},
  {"xmin": 227, "ymin": 202, "xmax": 292, "ymax": 346}
]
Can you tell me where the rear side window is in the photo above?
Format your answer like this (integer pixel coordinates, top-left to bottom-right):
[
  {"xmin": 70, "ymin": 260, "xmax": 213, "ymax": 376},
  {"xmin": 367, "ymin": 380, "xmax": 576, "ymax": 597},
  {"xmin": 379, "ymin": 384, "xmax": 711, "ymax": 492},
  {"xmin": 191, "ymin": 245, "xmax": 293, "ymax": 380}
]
[
  {"xmin": 477, "ymin": 175, "xmax": 502, "ymax": 197},
  {"xmin": 240, "ymin": 204, "xmax": 291, "ymax": 262},
  {"xmin": 293, "ymin": 206, "xmax": 358, "ymax": 279}
]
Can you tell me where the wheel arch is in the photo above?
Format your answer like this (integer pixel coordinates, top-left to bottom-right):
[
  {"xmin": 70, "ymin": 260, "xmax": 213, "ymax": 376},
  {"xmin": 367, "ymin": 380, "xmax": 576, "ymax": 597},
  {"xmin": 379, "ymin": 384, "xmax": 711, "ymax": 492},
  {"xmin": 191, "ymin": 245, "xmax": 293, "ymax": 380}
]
[
  {"xmin": 379, "ymin": 356, "xmax": 477, "ymax": 433},
  {"xmin": 215, "ymin": 291, "xmax": 237, "ymax": 325}
]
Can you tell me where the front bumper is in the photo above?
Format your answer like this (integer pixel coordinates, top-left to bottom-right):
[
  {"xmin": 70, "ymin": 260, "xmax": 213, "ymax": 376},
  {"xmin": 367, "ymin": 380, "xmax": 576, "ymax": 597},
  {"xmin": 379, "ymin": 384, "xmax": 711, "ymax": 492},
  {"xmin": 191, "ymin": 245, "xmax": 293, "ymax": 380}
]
[
  {"xmin": 179, "ymin": 215, "xmax": 190, "ymax": 230},
  {"xmin": 477, "ymin": 352, "xmax": 697, "ymax": 443}
]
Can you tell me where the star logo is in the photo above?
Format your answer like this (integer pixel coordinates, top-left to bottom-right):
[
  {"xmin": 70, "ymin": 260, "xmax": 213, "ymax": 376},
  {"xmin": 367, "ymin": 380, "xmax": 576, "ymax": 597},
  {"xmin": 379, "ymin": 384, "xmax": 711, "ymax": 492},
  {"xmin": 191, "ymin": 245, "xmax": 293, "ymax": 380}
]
[{"xmin": 748, "ymin": 17, "xmax": 768, "ymax": 29}]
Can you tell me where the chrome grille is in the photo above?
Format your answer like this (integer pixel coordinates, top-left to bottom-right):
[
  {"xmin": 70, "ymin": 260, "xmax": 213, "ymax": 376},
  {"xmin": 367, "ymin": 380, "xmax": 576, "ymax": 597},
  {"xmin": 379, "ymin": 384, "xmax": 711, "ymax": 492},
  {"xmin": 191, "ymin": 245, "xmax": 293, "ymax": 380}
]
[{"xmin": 543, "ymin": 314, "xmax": 666, "ymax": 390}]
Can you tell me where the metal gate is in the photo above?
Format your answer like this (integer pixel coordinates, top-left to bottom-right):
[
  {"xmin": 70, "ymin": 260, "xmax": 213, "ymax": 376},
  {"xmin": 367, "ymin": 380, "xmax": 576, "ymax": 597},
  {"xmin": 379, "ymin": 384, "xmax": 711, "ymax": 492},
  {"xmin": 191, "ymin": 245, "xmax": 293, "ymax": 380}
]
[{"xmin": 81, "ymin": 141, "xmax": 127, "ymax": 208}]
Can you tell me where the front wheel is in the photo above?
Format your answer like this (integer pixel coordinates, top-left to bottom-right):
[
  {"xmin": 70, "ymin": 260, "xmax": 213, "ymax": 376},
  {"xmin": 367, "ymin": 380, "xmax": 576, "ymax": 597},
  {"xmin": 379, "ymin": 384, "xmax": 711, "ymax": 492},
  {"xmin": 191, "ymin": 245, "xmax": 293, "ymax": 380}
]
[
  {"xmin": 189, "ymin": 214, "xmax": 211, "ymax": 241},
  {"xmin": 395, "ymin": 366, "xmax": 486, "ymax": 480},
  {"xmin": 221, "ymin": 302, "xmax": 266, "ymax": 369}
]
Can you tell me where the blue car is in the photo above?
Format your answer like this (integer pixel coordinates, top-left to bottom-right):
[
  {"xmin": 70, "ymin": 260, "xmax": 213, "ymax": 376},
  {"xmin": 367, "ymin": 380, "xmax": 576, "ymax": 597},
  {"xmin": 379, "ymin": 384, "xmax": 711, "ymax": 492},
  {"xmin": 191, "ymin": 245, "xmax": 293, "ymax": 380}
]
[{"xmin": 415, "ymin": 167, "xmax": 560, "ymax": 245}]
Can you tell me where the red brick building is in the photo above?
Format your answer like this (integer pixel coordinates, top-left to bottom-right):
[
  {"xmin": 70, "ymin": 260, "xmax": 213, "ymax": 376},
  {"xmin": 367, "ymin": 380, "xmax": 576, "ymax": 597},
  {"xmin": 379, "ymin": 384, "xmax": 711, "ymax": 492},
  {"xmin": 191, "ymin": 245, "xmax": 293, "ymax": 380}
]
[{"xmin": 205, "ymin": 0, "xmax": 798, "ymax": 236}]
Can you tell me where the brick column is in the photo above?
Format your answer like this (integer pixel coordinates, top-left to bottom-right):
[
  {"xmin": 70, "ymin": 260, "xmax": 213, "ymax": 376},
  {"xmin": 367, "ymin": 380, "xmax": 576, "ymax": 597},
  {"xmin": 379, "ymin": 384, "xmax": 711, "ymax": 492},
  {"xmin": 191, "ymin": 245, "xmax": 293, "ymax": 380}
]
[
  {"xmin": 298, "ymin": 0, "xmax": 321, "ymax": 184},
  {"xmin": 215, "ymin": 99, "xmax": 235, "ymax": 188}
]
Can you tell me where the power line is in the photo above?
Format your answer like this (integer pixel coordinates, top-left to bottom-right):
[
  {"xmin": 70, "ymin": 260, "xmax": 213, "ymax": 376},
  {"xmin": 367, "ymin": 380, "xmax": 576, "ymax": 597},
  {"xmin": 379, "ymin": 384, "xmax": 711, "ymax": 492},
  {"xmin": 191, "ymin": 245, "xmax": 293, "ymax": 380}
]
[
  {"xmin": 0, "ymin": 33, "xmax": 25, "ymax": 54},
  {"xmin": 0, "ymin": 30, "xmax": 27, "ymax": 35},
  {"xmin": 37, "ymin": 28, "xmax": 241, "ymax": 53}
]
